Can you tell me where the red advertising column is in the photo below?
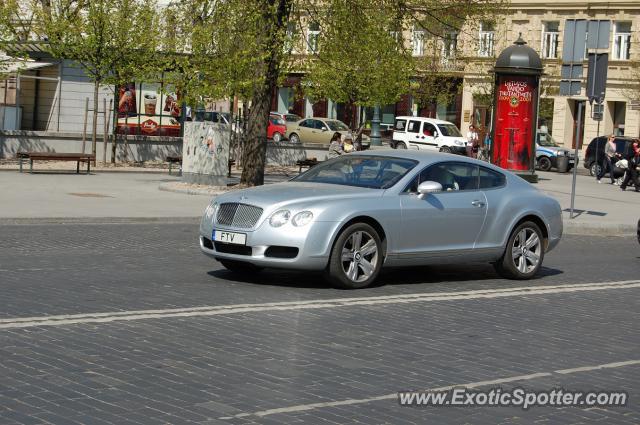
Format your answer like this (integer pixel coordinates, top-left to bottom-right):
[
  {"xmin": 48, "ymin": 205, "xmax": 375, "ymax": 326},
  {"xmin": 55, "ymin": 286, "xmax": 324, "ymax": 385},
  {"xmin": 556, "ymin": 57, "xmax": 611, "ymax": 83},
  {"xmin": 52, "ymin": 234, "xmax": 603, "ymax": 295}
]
[
  {"xmin": 492, "ymin": 75, "xmax": 537, "ymax": 171},
  {"xmin": 490, "ymin": 37, "xmax": 543, "ymax": 182}
]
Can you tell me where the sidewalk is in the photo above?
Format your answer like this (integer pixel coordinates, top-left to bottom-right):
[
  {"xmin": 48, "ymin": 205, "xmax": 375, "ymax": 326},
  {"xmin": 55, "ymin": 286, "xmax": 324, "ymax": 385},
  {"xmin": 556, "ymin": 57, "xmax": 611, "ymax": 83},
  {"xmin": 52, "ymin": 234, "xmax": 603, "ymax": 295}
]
[
  {"xmin": 0, "ymin": 168, "xmax": 637, "ymax": 235},
  {"xmin": 536, "ymin": 170, "xmax": 639, "ymax": 236}
]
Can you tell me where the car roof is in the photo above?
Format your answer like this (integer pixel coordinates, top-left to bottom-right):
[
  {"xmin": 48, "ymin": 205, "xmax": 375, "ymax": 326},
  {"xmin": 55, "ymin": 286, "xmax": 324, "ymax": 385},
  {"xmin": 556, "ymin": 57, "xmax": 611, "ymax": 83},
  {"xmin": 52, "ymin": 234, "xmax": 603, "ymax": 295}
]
[
  {"xmin": 348, "ymin": 149, "xmax": 505, "ymax": 170},
  {"xmin": 394, "ymin": 116, "xmax": 454, "ymax": 125}
]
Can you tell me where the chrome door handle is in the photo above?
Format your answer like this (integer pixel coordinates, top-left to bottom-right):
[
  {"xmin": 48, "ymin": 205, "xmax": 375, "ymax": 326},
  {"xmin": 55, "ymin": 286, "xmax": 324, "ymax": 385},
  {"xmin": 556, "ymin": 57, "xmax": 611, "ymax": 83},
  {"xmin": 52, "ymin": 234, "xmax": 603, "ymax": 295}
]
[{"xmin": 471, "ymin": 200, "xmax": 485, "ymax": 207}]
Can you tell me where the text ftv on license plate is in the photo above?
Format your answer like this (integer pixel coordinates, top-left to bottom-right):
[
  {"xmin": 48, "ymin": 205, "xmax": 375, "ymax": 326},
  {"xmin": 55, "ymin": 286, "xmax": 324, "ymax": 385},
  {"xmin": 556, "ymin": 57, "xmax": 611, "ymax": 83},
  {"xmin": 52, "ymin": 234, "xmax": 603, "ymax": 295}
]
[{"xmin": 212, "ymin": 230, "xmax": 247, "ymax": 245}]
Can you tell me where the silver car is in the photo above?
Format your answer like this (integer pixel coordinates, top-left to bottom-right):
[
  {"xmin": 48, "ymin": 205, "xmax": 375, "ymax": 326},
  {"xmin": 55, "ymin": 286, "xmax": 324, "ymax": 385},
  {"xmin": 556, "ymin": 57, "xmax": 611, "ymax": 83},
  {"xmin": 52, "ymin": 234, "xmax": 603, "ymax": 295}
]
[{"xmin": 200, "ymin": 150, "xmax": 563, "ymax": 289}]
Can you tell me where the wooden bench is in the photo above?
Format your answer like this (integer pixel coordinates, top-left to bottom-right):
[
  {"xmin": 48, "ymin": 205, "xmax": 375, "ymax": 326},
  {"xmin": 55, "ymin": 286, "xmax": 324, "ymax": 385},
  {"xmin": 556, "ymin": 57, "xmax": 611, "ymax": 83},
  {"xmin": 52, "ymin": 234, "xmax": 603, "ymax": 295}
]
[
  {"xmin": 296, "ymin": 158, "xmax": 319, "ymax": 173},
  {"xmin": 17, "ymin": 152, "xmax": 95, "ymax": 174},
  {"xmin": 166, "ymin": 155, "xmax": 182, "ymax": 175}
]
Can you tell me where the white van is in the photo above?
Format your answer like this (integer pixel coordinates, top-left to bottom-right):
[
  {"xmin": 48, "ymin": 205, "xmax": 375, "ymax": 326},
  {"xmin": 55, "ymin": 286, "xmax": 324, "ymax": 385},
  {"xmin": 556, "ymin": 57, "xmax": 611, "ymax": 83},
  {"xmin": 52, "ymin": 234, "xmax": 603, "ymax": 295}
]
[{"xmin": 391, "ymin": 116, "xmax": 469, "ymax": 155}]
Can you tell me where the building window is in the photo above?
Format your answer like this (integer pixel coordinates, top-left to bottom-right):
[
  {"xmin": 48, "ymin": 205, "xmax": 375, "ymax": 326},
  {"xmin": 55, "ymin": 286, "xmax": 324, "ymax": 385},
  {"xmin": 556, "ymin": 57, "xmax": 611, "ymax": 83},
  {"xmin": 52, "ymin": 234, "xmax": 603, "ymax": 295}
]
[
  {"xmin": 478, "ymin": 22, "xmax": 495, "ymax": 57},
  {"xmin": 284, "ymin": 22, "xmax": 298, "ymax": 54},
  {"xmin": 613, "ymin": 22, "xmax": 631, "ymax": 60},
  {"xmin": 307, "ymin": 22, "xmax": 320, "ymax": 54},
  {"xmin": 442, "ymin": 31, "xmax": 458, "ymax": 60},
  {"xmin": 412, "ymin": 27, "xmax": 425, "ymax": 56},
  {"xmin": 541, "ymin": 21, "xmax": 559, "ymax": 59}
]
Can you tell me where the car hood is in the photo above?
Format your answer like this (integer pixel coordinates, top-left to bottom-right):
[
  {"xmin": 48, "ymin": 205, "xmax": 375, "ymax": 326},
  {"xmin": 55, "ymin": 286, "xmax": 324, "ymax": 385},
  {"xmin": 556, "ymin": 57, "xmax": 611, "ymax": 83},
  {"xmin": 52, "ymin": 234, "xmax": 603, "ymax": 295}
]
[{"xmin": 215, "ymin": 182, "xmax": 382, "ymax": 209}]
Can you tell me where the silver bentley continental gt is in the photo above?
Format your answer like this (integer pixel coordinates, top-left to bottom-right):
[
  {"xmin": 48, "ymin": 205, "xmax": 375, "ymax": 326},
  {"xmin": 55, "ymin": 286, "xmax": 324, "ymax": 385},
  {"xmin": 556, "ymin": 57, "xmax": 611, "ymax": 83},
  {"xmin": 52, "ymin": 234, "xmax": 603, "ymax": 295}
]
[{"xmin": 200, "ymin": 150, "xmax": 563, "ymax": 289}]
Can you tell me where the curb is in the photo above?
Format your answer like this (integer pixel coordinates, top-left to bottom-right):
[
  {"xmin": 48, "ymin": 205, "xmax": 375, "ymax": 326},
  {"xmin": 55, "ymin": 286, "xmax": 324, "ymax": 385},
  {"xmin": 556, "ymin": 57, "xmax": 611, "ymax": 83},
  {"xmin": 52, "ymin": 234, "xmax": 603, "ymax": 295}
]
[
  {"xmin": 158, "ymin": 182, "xmax": 229, "ymax": 196},
  {"xmin": 563, "ymin": 221, "xmax": 636, "ymax": 237},
  {"xmin": 0, "ymin": 217, "xmax": 201, "ymax": 225}
]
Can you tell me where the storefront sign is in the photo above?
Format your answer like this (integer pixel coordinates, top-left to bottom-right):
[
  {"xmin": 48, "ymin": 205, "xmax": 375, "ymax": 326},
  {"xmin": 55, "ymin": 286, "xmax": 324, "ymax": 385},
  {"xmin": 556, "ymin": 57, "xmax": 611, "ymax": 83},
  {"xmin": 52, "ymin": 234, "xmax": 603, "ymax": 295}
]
[{"xmin": 116, "ymin": 82, "xmax": 181, "ymax": 137}]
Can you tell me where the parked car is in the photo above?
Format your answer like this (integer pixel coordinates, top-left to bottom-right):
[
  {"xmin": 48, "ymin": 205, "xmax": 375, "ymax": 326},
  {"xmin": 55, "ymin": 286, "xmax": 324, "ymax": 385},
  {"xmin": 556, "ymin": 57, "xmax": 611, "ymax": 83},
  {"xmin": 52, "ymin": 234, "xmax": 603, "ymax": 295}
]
[
  {"xmin": 535, "ymin": 134, "xmax": 576, "ymax": 171},
  {"xmin": 583, "ymin": 136, "xmax": 635, "ymax": 176},
  {"xmin": 390, "ymin": 116, "xmax": 468, "ymax": 155},
  {"xmin": 286, "ymin": 118, "xmax": 370, "ymax": 146},
  {"xmin": 199, "ymin": 150, "xmax": 562, "ymax": 289},
  {"xmin": 268, "ymin": 114, "xmax": 287, "ymax": 142},
  {"xmin": 270, "ymin": 112, "xmax": 302, "ymax": 139}
]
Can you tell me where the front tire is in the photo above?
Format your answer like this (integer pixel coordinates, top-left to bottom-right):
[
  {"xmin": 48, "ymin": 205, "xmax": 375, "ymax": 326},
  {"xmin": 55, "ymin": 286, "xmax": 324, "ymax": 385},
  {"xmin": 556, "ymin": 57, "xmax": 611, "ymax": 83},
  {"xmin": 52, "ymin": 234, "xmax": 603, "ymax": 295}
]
[
  {"xmin": 439, "ymin": 146, "xmax": 452, "ymax": 153},
  {"xmin": 289, "ymin": 133, "xmax": 300, "ymax": 144},
  {"xmin": 537, "ymin": 156, "xmax": 552, "ymax": 171},
  {"xmin": 219, "ymin": 259, "xmax": 263, "ymax": 273},
  {"xmin": 326, "ymin": 223, "xmax": 383, "ymax": 289},
  {"xmin": 494, "ymin": 221, "xmax": 544, "ymax": 280},
  {"xmin": 272, "ymin": 132, "xmax": 283, "ymax": 143}
]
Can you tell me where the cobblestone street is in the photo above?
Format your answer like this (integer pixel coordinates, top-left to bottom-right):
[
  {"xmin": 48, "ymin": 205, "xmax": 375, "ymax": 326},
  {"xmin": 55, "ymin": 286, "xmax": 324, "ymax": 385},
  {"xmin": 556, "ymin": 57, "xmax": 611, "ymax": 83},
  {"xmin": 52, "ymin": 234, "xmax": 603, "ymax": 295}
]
[{"xmin": 0, "ymin": 223, "xmax": 638, "ymax": 424}]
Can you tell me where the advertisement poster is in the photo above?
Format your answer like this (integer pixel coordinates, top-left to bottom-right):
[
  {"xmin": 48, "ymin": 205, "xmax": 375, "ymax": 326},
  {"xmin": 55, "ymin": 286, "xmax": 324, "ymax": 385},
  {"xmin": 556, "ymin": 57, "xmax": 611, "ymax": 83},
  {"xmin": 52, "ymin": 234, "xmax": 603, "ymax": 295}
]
[
  {"xmin": 491, "ymin": 75, "xmax": 537, "ymax": 171},
  {"xmin": 116, "ymin": 82, "xmax": 181, "ymax": 137}
]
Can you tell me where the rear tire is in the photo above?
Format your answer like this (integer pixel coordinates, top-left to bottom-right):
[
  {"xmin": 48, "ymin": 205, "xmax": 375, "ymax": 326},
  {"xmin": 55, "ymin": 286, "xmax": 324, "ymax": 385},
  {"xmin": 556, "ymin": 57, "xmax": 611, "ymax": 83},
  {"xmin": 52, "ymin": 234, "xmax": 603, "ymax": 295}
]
[
  {"xmin": 219, "ymin": 260, "xmax": 263, "ymax": 273},
  {"xmin": 494, "ymin": 221, "xmax": 544, "ymax": 280},
  {"xmin": 289, "ymin": 133, "xmax": 300, "ymax": 144},
  {"xmin": 272, "ymin": 132, "xmax": 282, "ymax": 143},
  {"xmin": 589, "ymin": 162, "xmax": 602, "ymax": 177},
  {"xmin": 395, "ymin": 142, "xmax": 407, "ymax": 149},
  {"xmin": 326, "ymin": 223, "xmax": 383, "ymax": 289}
]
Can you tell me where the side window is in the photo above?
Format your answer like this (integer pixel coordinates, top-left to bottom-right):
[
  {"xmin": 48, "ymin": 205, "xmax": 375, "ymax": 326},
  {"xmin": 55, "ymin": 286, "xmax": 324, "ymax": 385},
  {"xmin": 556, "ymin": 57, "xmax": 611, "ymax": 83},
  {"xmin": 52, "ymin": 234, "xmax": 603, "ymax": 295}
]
[
  {"xmin": 300, "ymin": 119, "xmax": 311, "ymax": 128},
  {"xmin": 407, "ymin": 120, "xmax": 421, "ymax": 133},
  {"xmin": 614, "ymin": 140, "xmax": 626, "ymax": 154},
  {"xmin": 394, "ymin": 119, "xmax": 407, "ymax": 131},
  {"xmin": 479, "ymin": 167, "xmax": 506, "ymax": 189},
  {"xmin": 407, "ymin": 162, "xmax": 479, "ymax": 192},
  {"xmin": 423, "ymin": 123, "xmax": 437, "ymax": 136},
  {"xmin": 316, "ymin": 120, "xmax": 328, "ymax": 130}
]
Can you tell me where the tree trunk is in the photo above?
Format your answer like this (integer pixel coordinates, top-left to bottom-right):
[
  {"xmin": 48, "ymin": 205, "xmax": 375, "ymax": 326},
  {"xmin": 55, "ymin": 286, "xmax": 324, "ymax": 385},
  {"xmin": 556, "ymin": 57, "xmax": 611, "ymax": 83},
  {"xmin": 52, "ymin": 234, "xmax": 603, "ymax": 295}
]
[
  {"xmin": 92, "ymin": 80, "xmax": 100, "ymax": 165},
  {"xmin": 240, "ymin": 0, "xmax": 292, "ymax": 187}
]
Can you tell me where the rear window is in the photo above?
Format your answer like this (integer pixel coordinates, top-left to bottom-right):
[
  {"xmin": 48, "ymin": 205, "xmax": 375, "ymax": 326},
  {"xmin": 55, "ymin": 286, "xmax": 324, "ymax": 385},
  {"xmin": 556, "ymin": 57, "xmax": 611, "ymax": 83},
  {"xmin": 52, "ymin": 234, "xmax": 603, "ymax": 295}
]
[{"xmin": 394, "ymin": 119, "xmax": 407, "ymax": 131}]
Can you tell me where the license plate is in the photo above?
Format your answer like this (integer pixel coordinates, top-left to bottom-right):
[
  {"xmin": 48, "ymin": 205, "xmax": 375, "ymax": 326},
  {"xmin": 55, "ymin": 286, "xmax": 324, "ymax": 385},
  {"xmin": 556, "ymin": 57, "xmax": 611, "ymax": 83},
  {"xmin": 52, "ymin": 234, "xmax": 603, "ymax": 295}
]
[{"xmin": 212, "ymin": 230, "xmax": 246, "ymax": 245}]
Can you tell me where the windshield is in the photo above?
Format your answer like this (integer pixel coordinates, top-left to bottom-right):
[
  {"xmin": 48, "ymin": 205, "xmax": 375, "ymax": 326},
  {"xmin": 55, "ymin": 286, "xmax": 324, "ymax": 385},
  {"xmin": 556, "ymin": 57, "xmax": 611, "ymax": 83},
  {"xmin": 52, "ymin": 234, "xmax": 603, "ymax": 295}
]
[
  {"xmin": 293, "ymin": 155, "xmax": 418, "ymax": 189},
  {"xmin": 538, "ymin": 135, "xmax": 558, "ymax": 147},
  {"xmin": 285, "ymin": 114, "xmax": 301, "ymax": 122},
  {"xmin": 326, "ymin": 120, "xmax": 350, "ymax": 131},
  {"xmin": 437, "ymin": 124, "xmax": 462, "ymax": 137}
]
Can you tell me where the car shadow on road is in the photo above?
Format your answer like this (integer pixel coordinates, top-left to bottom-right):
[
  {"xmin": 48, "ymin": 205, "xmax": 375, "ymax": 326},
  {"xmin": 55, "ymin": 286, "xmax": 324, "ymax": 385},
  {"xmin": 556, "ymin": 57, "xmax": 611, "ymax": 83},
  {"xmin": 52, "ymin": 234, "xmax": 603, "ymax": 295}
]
[{"xmin": 206, "ymin": 264, "xmax": 563, "ymax": 289}]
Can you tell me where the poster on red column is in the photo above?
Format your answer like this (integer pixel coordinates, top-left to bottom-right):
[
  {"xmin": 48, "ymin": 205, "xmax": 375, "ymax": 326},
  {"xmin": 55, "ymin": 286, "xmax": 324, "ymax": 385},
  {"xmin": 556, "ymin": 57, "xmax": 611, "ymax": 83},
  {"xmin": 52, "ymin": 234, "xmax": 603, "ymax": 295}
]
[
  {"xmin": 492, "ymin": 75, "xmax": 537, "ymax": 171},
  {"xmin": 116, "ymin": 82, "xmax": 182, "ymax": 137}
]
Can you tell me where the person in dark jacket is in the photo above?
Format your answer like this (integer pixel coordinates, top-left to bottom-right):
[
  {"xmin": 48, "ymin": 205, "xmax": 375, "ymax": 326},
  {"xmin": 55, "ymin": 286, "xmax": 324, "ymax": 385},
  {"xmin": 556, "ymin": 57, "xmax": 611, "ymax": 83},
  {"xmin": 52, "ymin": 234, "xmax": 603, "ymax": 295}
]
[
  {"xmin": 597, "ymin": 135, "xmax": 620, "ymax": 184},
  {"xmin": 620, "ymin": 139, "xmax": 640, "ymax": 192}
]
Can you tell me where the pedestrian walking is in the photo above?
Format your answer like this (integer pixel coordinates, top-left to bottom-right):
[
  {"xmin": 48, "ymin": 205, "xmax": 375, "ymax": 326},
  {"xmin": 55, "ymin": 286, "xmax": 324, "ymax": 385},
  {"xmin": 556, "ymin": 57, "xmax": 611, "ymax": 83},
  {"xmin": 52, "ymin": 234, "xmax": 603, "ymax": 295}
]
[
  {"xmin": 620, "ymin": 139, "xmax": 640, "ymax": 192},
  {"xmin": 466, "ymin": 125, "xmax": 479, "ymax": 157},
  {"xmin": 597, "ymin": 135, "xmax": 620, "ymax": 184},
  {"xmin": 328, "ymin": 132, "xmax": 344, "ymax": 158}
]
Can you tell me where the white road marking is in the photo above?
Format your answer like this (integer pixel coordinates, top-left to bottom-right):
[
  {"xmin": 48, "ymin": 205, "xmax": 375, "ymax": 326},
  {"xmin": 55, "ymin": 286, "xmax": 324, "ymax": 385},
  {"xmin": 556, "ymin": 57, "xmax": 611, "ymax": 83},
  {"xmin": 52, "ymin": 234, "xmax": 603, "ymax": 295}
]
[
  {"xmin": 219, "ymin": 359, "xmax": 640, "ymax": 419},
  {"xmin": 0, "ymin": 279, "xmax": 638, "ymax": 330}
]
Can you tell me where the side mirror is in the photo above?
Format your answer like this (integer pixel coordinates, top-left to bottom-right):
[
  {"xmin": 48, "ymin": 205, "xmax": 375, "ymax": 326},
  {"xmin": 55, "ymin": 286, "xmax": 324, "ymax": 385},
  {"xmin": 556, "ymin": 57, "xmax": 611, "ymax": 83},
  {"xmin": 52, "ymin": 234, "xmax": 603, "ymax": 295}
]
[
  {"xmin": 417, "ymin": 181, "xmax": 442, "ymax": 197},
  {"xmin": 433, "ymin": 133, "xmax": 439, "ymax": 138}
]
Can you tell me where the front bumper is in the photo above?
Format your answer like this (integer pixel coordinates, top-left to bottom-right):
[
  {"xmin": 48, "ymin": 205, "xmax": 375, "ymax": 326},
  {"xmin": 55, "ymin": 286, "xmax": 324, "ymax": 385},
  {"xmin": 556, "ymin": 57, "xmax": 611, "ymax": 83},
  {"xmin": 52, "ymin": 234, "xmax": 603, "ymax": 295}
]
[
  {"xmin": 199, "ymin": 219, "xmax": 340, "ymax": 270},
  {"xmin": 451, "ymin": 146, "xmax": 468, "ymax": 155}
]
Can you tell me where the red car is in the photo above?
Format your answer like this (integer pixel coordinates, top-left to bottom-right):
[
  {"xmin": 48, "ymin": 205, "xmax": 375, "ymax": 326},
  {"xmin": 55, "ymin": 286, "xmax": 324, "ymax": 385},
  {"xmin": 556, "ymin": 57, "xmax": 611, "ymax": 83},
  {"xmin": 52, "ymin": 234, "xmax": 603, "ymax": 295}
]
[{"xmin": 268, "ymin": 114, "xmax": 287, "ymax": 142}]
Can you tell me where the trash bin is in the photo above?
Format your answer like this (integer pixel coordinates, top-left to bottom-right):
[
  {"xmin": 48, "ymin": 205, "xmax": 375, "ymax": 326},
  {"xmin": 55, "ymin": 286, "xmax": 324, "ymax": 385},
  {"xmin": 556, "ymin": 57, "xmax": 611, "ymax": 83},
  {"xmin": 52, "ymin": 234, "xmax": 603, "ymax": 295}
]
[{"xmin": 556, "ymin": 155, "xmax": 570, "ymax": 173}]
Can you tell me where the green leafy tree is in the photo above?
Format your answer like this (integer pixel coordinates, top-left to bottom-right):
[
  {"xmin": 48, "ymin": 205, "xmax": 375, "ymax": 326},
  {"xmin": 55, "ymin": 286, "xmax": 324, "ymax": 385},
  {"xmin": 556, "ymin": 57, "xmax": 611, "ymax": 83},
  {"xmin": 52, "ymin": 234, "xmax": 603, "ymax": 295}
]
[
  {"xmin": 33, "ymin": 0, "xmax": 160, "ymax": 161},
  {"xmin": 169, "ymin": 0, "xmax": 503, "ymax": 186},
  {"xmin": 302, "ymin": 0, "xmax": 413, "ymax": 117}
]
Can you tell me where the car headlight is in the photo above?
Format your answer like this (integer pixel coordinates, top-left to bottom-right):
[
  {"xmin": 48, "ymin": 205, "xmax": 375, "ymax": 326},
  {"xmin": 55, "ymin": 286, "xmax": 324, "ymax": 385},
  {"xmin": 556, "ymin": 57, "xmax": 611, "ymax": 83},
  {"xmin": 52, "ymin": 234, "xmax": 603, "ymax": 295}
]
[
  {"xmin": 269, "ymin": 209, "xmax": 291, "ymax": 227},
  {"xmin": 292, "ymin": 211, "xmax": 313, "ymax": 227},
  {"xmin": 204, "ymin": 202, "xmax": 218, "ymax": 220},
  {"xmin": 454, "ymin": 140, "xmax": 465, "ymax": 146},
  {"xmin": 557, "ymin": 151, "xmax": 565, "ymax": 156}
]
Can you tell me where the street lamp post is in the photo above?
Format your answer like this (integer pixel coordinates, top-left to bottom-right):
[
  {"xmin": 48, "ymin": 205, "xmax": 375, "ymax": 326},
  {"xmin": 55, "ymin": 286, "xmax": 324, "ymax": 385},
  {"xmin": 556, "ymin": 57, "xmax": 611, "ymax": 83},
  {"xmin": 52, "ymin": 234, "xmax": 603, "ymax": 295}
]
[{"xmin": 370, "ymin": 104, "xmax": 382, "ymax": 146}]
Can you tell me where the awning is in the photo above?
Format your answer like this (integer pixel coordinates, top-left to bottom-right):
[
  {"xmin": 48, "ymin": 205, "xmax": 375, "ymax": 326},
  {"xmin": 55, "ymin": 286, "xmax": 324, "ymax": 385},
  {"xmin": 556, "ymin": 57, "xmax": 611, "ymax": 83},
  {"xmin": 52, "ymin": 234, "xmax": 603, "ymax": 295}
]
[{"xmin": 0, "ymin": 59, "xmax": 56, "ymax": 74}]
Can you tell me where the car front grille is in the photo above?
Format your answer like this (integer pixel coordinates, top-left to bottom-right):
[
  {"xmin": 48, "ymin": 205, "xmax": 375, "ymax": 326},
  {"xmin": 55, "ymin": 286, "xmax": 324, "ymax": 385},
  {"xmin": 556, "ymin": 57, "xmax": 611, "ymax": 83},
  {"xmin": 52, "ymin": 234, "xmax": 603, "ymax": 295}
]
[{"xmin": 216, "ymin": 203, "xmax": 263, "ymax": 228}]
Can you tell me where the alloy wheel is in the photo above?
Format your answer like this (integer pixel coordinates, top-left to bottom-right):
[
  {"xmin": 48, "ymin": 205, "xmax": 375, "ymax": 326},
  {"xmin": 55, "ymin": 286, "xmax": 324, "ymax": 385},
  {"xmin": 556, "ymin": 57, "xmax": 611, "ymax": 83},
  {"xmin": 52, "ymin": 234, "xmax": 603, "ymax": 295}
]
[
  {"xmin": 340, "ymin": 230, "xmax": 379, "ymax": 283},
  {"xmin": 511, "ymin": 227, "xmax": 542, "ymax": 274}
]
